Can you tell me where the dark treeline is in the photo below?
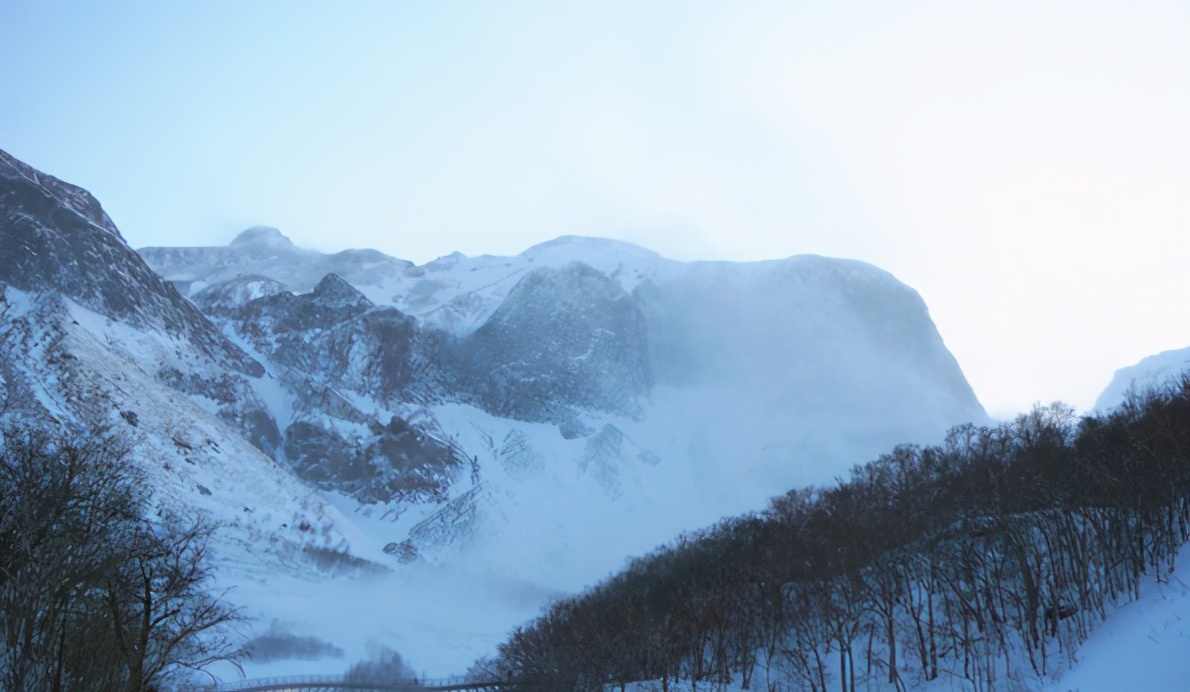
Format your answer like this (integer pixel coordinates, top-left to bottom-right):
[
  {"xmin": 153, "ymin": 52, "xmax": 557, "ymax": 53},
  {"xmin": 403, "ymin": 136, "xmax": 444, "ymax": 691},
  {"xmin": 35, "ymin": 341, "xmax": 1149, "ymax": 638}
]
[
  {"xmin": 480, "ymin": 376, "xmax": 1190, "ymax": 691},
  {"xmin": 0, "ymin": 425, "xmax": 241, "ymax": 691}
]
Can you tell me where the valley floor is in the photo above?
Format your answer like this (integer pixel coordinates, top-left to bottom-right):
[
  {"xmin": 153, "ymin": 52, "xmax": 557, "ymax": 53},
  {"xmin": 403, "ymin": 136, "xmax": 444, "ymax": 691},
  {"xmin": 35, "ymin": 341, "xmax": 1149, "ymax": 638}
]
[{"xmin": 198, "ymin": 538, "xmax": 1189, "ymax": 691}]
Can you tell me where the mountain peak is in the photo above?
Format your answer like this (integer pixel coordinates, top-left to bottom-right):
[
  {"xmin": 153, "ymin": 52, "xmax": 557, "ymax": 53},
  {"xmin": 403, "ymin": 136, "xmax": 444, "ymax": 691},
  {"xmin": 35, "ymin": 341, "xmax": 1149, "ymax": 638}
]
[
  {"xmin": 523, "ymin": 235, "xmax": 661, "ymax": 261},
  {"xmin": 230, "ymin": 226, "xmax": 294, "ymax": 248},
  {"xmin": 310, "ymin": 272, "xmax": 372, "ymax": 311}
]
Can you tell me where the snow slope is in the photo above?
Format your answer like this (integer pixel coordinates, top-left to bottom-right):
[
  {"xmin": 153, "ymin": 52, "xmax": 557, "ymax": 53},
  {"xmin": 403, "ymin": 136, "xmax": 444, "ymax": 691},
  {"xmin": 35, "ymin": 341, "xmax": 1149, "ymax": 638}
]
[
  {"xmin": 1049, "ymin": 542, "xmax": 1190, "ymax": 692},
  {"xmin": 0, "ymin": 285, "xmax": 347, "ymax": 565},
  {"xmin": 610, "ymin": 541, "xmax": 1190, "ymax": 692},
  {"xmin": 1094, "ymin": 346, "xmax": 1190, "ymax": 413}
]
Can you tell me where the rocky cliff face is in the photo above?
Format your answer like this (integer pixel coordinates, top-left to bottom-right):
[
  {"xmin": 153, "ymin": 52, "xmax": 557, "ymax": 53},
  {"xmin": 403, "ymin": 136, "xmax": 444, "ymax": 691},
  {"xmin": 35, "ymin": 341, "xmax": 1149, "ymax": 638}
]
[
  {"xmin": 197, "ymin": 271, "xmax": 463, "ymax": 503},
  {"xmin": 0, "ymin": 150, "xmax": 349, "ymax": 571},
  {"xmin": 0, "ymin": 150, "xmax": 261, "ymax": 377},
  {"xmin": 0, "ymin": 150, "xmax": 285, "ymax": 455},
  {"xmin": 449, "ymin": 262, "xmax": 652, "ymax": 426},
  {"xmin": 634, "ymin": 255, "xmax": 984, "ymax": 432}
]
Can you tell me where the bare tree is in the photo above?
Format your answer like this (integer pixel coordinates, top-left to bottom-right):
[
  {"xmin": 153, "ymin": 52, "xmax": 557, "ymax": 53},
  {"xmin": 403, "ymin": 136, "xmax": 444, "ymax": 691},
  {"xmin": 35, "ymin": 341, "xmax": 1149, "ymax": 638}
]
[
  {"xmin": 0, "ymin": 425, "xmax": 140, "ymax": 691},
  {"xmin": 0, "ymin": 423, "xmax": 243, "ymax": 691},
  {"xmin": 105, "ymin": 513, "xmax": 242, "ymax": 691}
]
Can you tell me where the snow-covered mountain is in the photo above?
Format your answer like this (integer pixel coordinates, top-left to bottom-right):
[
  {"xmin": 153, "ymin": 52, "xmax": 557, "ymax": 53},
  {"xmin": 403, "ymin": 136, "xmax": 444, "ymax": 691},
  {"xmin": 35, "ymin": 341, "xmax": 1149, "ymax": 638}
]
[
  {"xmin": 141, "ymin": 224, "xmax": 987, "ymax": 583},
  {"xmin": 1094, "ymin": 345, "xmax": 1190, "ymax": 412},
  {"xmin": 3, "ymin": 148, "xmax": 987, "ymax": 674},
  {"xmin": 0, "ymin": 149, "xmax": 352, "ymax": 577}
]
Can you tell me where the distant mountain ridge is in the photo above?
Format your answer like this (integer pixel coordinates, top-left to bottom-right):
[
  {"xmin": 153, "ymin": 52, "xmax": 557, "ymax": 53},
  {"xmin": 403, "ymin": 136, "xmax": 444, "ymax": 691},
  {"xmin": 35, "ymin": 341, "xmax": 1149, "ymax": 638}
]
[
  {"xmin": 143, "ymin": 228, "xmax": 985, "ymax": 432},
  {"xmin": 141, "ymin": 226, "xmax": 412, "ymax": 301},
  {"xmin": 1095, "ymin": 346, "xmax": 1190, "ymax": 412}
]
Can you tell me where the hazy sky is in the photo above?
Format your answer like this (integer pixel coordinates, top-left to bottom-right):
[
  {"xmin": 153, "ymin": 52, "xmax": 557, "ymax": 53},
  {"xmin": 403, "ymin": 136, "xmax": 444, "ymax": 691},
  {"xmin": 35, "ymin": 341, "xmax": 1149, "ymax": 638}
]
[{"xmin": 2, "ymin": 1, "xmax": 1187, "ymax": 417}]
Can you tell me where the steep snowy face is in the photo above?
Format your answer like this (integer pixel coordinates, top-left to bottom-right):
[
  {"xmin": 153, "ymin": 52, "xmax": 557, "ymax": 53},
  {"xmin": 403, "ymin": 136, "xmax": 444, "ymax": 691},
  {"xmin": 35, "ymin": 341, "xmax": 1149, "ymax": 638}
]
[
  {"xmin": 1094, "ymin": 345, "xmax": 1190, "ymax": 412},
  {"xmin": 0, "ymin": 148, "xmax": 281, "ymax": 453},
  {"xmin": 0, "ymin": 149, "xmax": 260, "ymax": 376},
  {"xmin": 450, "ymin": 262, "xmax": 652, "ymax": 426},
  {"xmin": 0, "ymin": 151, "xmax": 349, "ymax": 576}
]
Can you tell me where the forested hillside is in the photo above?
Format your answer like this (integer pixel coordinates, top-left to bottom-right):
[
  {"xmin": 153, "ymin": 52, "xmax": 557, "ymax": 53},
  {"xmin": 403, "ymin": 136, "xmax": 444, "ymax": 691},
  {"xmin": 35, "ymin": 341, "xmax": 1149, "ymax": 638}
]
[{"xmin": 478, "ymin": 376, "xmax": 1190, "ymax": 691}]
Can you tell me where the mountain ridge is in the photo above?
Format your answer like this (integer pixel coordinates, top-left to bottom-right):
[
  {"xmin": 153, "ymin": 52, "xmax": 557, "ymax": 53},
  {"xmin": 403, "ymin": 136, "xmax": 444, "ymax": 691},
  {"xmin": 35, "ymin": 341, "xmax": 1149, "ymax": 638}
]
[
  {"xmin": 1095, "ymin": 345, "xmax": 1190, "ymax": 412},
  {"xmin": 2, "ymin": 148, "xmax": 995, "ymax": 675}
]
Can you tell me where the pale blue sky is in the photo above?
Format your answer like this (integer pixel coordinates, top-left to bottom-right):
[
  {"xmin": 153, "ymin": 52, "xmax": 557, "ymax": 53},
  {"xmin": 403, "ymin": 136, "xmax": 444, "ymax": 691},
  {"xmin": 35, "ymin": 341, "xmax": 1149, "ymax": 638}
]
[{"xmin": 2, "ymin": 1, "xmax": 1188, "ymax": 417}]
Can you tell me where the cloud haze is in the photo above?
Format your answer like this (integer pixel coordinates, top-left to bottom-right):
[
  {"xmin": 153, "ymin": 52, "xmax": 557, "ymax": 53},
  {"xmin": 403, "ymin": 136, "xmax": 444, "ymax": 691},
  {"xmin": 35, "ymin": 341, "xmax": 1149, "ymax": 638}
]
[{"xmin": 2, "ymin": 0, "xmax": 1187, "ymax": 416}]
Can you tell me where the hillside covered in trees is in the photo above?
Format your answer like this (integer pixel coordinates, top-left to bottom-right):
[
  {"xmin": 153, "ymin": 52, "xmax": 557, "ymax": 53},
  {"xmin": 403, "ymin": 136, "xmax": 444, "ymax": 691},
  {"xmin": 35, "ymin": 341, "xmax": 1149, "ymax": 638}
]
[{"xmin": 477, "ymin": 376, "xmax": 1190, "ymax": 691}]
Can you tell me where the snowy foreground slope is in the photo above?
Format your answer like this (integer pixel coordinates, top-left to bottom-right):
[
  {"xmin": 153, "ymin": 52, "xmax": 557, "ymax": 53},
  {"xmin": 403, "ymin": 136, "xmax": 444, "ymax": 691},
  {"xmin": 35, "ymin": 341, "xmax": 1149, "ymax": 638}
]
[
  {"xmin": 3, "ymin": 147, "xmax": 989, "ymax": 678},
  {"xmin": 610, "ymin": 540, "xmax": 1190, "ymax": 692},
  {"xmin": 1051, "ymin": 541, "xmax": 1190, "ymax": 692}
]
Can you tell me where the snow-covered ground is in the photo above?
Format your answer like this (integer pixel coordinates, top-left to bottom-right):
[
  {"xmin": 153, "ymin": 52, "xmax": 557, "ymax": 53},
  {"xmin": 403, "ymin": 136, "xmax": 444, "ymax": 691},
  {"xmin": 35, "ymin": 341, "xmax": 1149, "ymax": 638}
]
[
  {"xmin": 201, "ymin": 508, "xmax": 1190, "ymax": 687},
  {"xmin": 1047, "ymin": 541, "xmax": 1190, "ymax": 692},
  {"xmin": 208, "ymin": 555, "xmax": 553, "ymax": 681},
  {"xmin": 612, "ymin": 541, "xmax": 1190, "ymax": 692}
]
